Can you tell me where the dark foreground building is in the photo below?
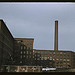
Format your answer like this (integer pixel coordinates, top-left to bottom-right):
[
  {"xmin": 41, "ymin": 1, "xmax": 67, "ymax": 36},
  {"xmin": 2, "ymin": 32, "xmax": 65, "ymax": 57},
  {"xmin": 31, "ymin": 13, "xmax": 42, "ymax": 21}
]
[
  {"xmin": 0, "ymin": 19, "xmax": 34, "ymax": 69},
  {"xmin": 0, "ymin": 19, "xmax": 14, "ymax": 66}
]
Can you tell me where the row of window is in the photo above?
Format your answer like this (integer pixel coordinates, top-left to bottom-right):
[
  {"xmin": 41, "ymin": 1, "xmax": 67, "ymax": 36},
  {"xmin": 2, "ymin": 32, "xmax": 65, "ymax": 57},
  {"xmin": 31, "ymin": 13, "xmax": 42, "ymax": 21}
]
[
  {"xmin": 40, "ymin": 57, "xmax": 70, "ymax": 61},
  {"xmin": 20, "ymin": 55, "xmax": 31, "ymax": 58},
  {"xmin": 21, "ymin": 51, "xmax": 32, "ymax": 54},
  {"xmin": 37, "ymin": 51, "xmax": 70, "ymax": 55},
  {"xmin": 21, "ymin": 46, "xmax": 26, "ymax": 50},
  {"xmin": 24, "ymin": 41, "xmax": 32, "ymax": 45},
  {"xmin": 40, "ymin": 55, "xmax": 70, "ymax": 59},
  {"xmin": 21, "ymin": 46, "xmax": 32, "ymax": 50},
  {"xmin": 56, "ymin": 62, "xmax": 70, "ymax": 65}
]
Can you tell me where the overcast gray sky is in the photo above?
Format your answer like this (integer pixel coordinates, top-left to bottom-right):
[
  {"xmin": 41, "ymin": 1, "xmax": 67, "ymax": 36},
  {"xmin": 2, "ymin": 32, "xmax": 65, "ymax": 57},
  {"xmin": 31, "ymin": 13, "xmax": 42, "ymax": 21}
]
[{"xmin": 0, "ymin": 2, "xmax": 75, "ymax": 51}]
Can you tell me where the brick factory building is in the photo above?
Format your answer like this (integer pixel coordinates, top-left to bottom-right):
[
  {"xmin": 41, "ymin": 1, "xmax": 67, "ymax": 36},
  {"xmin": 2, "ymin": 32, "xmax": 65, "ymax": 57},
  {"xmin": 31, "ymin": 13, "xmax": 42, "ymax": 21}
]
[
  {"xmin": 33, "ymin": 21, "xmax": 75, "ymax": 68},
  {"xmin": 14, "ymin": 38, "xmax": 34, "ymax": 50},
  {"xmin": 33, "ymin": 49, "xmax": 75, "ymax": 68},
  {"xmin": 14, "ymin": 38, "xmax": 34, "ymax": 65},
  {"xmin": 0, "ymin": 19, "xmax": 75, "ymax": 72}
]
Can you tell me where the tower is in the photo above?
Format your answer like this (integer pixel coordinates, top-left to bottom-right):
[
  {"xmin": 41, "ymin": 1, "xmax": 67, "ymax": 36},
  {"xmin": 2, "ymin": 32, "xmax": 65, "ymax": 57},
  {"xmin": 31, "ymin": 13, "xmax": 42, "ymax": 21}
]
[{"xmin": 54, "ymin": 20, "xmax": 58, "ymax": 51}]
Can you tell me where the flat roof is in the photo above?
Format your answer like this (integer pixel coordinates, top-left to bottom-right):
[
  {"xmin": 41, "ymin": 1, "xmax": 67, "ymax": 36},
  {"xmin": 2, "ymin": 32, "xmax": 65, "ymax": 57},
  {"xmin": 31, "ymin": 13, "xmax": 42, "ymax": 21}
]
[{"xmin": 33, "ymin": 49, "xmax": 74, "ymax": 52}]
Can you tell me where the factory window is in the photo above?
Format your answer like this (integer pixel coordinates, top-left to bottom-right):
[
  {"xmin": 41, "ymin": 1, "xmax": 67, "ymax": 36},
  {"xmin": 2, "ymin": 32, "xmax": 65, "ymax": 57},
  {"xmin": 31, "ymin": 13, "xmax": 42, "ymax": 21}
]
[
  {"xmin": 50, "ymin": 58, "xmax": 52, "ymax": 60},
  {"xmin": 44, "ymin": 57, "xmax": 47, "ymax": 59},
  {"xmin": 30, "ymin": 52, "xmax": 31, "ymax": 54},
  {"xmin": 48, "ymin": 57, "xmax": 49, "ymax": 58},
  {"xmin": 60, "ymin": 59, "xmax": 62, "ymax": 60},
  {"xmin": 41, "ymin": 52, "xmax": 43, "ymax": 54},
  {"xmin": 67, "ymin": 59, "xmax": 70, "ymax": 61},
  {"xmin": 27, "ymin": 51, "xmax": 28, "ymax": 54},
  {"xmin": 60, "ymin": 55, "xmax": 63, "ymax": 58},
  {"xmin": 45, "ymin": 51, "xmax": 47, "ymax": 54},
  {"xmin": 27, "ymin": 56, "xmax": 28, "ymax": 58},
  {"xmin": 30, "ymin": 47, "xmax": 32, "ymax": 50},
  {"xmin": 24, "ymin": 46, "xmax": 26, "ymax": 50},
  {"xmin": 53, "ymin": 52, "xmax": 55, "ymax": 54},
  {"xmin": 21, "ymin": 51, "xmax": 22, "ymax": 54},
  {"xmin": 27, "ymin": 42, "xmax": 29, "ymax": 45},
  {"xmin": 57, "ymin": 55, "xmax": 59, "ymax": 58},
  {"xmin": 21, "ymin": 55, "xmax": 22, "ymax": 58},
  {"xmin": 63, "ymin": 59, "xmax": 66, "ymax": 61},
  {"xmin": 21, "ymin": 46, "xmax": 23, "ymax": 50},
  {"xmin": 30, "ymin": 41, "xmax": 32, "ymax": 45},
  {"xmin": 53, "ymin": 59, "xmax": 55, "ymax": 60},
  {"xmin": 37, "ymin": 58, "xmax": 40, "ymax": 60},
  {"xmin": 44, "ymin": 54, "xmax": 47, "ymax": 57},
  {"xmin": 20, "ymin": 61, "xmax": 22, "ymax": 63},
  {"xmin": 67, "ymin": 63, "xmax": 70, "ymax": 65},
  {"xmin": 57, "ymin": 59, "xmax": 59, "ymax": 60},
  {"xmin": 63, "ymin": 55, "xmax": 66, "ymax": 58},
  {"xmin": 27, "ymin": 47, "xmax": 29, "ymax": 50},
  {"xmin": 24, "ymin": 41, "xmax": 26, "ymax": 45},
  {"xmin": 64, "ymin": 52, "xmax": 66, "ymax": 54},
  {"xmin": 50, "ymin": 52, "xmax": 52, "ymax": 54},
  {"xmin": 24, "ymin": 51, "xmax": 25, "ymax": 54},
  {"xmin": 17, "ymin": 41, "xmax": 20, "ymax": 43},
  {"xmin": 50, "ymin": 57, "xmax": 52, "ymax": 58},
  {"xmin": 24, "ymin": 55, "xmax": 25, "ymax": 57},
  {"xmin": 41, "ymin": 58, "xmax": 43, "ymax": 60},
  {"xmin": 33, "ymin": 56, "xmax": 34, "ymax": 58},
  {"xmin": 41, "ymin": 55, "xmax": 44, "ymax": 57},
  {"xmin": 60, "ymin": 52, "xmax": 62, "ymax": 54},
  {"xmin": 67, "ymin": 55, "xmax": 70, "ymax": 58}
]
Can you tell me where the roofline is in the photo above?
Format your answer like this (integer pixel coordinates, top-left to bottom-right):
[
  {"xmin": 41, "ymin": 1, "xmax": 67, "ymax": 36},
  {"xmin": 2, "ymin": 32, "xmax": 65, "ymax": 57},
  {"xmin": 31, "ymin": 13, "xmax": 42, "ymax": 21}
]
[
  {"xmin": 0, "ymin": 19, "xmax": 14, "ymax": 39},
  {"xmin": 33, "ymin": 49, "xmax": 74, "ymax": 52},
  {"xmin": 14, "ymin": 38, "xmax": 34, "ymax": 40}
]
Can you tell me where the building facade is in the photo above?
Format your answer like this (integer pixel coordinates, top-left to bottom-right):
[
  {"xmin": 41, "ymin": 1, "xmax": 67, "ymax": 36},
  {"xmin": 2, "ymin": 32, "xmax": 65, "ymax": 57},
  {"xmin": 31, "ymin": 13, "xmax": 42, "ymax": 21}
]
[
  {"xmin": 15, "ymin": 38, "xmax": 34, "ymax": 50},
  {"xmin": 33, "ymin": 52, "xmax": 55, "ymax": 68},
  {"xmin": 33, "ymin": 49, "xmax": 75, "ymax": 68},
  {"xmin": 14, "ymin": 38, "xmax": 34, "ymax": 65},
  {"xmin": 0, "ymin": 19, "xmax": 14, "ymax": 66}
]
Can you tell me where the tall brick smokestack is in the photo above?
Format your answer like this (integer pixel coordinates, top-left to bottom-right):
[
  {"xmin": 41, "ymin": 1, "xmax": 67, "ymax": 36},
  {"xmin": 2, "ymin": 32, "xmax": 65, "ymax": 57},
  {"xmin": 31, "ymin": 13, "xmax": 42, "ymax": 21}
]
[{"xmin": 54, "ymin": 20, "xmax": 58, "ymax": 51}]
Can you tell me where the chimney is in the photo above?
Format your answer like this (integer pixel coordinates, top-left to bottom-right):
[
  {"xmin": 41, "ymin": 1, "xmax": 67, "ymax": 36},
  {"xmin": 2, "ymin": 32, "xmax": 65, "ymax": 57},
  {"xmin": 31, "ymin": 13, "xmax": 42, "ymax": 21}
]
[{"xmin": 54, "ymin": 20, "xmax": 58, "ymax": 51}]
